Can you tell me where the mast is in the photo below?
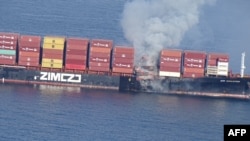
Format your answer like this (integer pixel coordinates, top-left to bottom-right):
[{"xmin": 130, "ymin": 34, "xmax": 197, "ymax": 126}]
[{"xmin": 240, "ymin": 52, "xmax": 246, "ymax": 78}]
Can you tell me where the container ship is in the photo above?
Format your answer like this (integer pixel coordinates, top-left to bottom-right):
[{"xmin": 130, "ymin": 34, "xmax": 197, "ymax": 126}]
[{"xmin": 0, "ymin": 32, "xmax": 250, "ymax": 99}]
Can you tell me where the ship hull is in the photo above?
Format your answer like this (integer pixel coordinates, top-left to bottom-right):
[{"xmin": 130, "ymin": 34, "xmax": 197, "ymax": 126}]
[{"xmin": 1, "ymin": 66, "xmax": 250, "ymax": 99}]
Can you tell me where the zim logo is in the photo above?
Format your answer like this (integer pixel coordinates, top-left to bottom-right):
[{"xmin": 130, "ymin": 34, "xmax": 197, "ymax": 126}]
[{"xmin": 37, "ymin": 72, "xmax": 82, "ymax": 83}]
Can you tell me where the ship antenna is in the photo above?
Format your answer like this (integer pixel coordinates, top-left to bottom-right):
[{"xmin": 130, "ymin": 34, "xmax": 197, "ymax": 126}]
[{"xmin": 241, "ymin": 52, "xmax": 246, "ymax": 78}]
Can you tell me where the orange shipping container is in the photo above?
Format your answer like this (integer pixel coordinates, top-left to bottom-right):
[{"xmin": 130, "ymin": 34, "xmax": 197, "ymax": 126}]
[
  {"xmin": 113, "ymin": 62, "xmax": 133, "ymax": 68},
  {"xmin": 91, "ymin": 39, "xmax": 113, "ymax": 48},
  {"xmin": 66, "ymin": 59, "xmax": 86, "ymax": 65},
  {"xmin": 184, "ymin": 51, "xmax": 206, "ymax": 59},
  {"xmin": 65, "ymin": 64, "xmax": 86, "ymax": 70},
  {"xmin": 207, "ymin": 59, "xmax": 217, "ymax": 66},
  {"xmin": 113, "ymin": 46, "xmax": 134, "ymax": 53},
  {"xmin": 184, "ymin": 58, "xmax": 205, "ymax": 64},
  {"xmin": 43, "ymin": 48, "xmax": 63, "ymax": 55},
  {"xmin": 208, "ymin": 53, "xmax": 229, "ymax": 60},
  {"xmin": 66, "ymin": 49, "xmax": 87, "ymax": 55},
  {"xmin": 89, "ymin": 62, "xmax": 110, "ymax": 68},
  {"xmin": 184, "ymin": 67, "xmax": 204, "ymax": 74},
  {"xmin": 161, "ymin": 56, "xmax": 181, "ymax": 63},
  {"xmin": 112, "ymin": 67, "xmax": 133, "ymax": 74},
  {"xmin": 89, "ymin": 57, "xmax": 110, "ymax": 63},
  {"xmin": 18, "ymin": 61, "xmax": 39, "ymax": 67},
  {"xmin": 160, "ymin": 61, "xmax": 181, "ymax": 67},
  {"xmin": 113, "ymin": 52, "xmax": 134, "ymax": 59},
  {"xmin": 112, "ymin": 57, "xmax": 134, "ymax": 64},
  {"xmin": 184, "ymin": 62, "xmax": 205, "ymax": 68},
  {"xmin": 90, "ymin": 47, "xmax": 111, "ymax": 53},
  {"xmin": 19, "ymin": 51, "xmax": 39, "ymax": 57},
  {"xmin": 161, "ymin": 49, "xmax": 182, "ymax": 57},
  {"xmin": 67, "ymin": 38, "xmax": 89, "ymax": 46},
  {"xmin": 19, "ymin": 56, "xmax": 39, "ymax": 62},
  {"xmin": 90, "ymin": 52, "xmax": 110, "ymax": 58}
]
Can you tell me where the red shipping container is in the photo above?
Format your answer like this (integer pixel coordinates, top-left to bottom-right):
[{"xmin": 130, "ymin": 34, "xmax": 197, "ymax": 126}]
[
  {"xmin": 184, "ymin": 67, "xmax": 204, "ymax": 74},
  {"xmin": 182, "ymin": 72, "xmax": 204, "ymax": 78},
  {"xmin": 65, "ymin": 59, "xmax": 86, "ymax": 65},
  {"xmin": 0, "ymin": 40, "xmax": 18, "ymax": 46},
  {"xmin": 90, "ymin": 47, "xmax": 111, "ymax": 53},
  {"xmin": 160, "ymin": 61, "xmax": 181, "ymax": 67},
  {"xmin": 19, "ymin": 51, "xmax": 39, "ymax": 57},
  {"xmin": 18, "ymin": 61, "xmax": 39, "ymax": 67},
  {"xmin": 0, "ymin": 59, "xmax": 16, "ymax": 65},
  {"xmin": 0, "ymin": 32, "xmax": 19, "ymax": 41},
  {"xmin": 113, "ymin": 62, "xmax": 133, "ymax": 68},
  {"xmin": 113, "ymin": 52, "xmax": 134, "ymax": 59},
  {"xmin": 19, "ymin": 56, "xmax": 39, "ymax": 62},
  {"xmin": 65, "ymin": 64, "xmax": 86, "ymax": 70},
  {"xmin": 19, "ymin": 46, "xmax": 40, "ymax": 52},
  {"xmin": 184, "ymin": 58, "xmax": 205, "ymax": 64},
  {"xmin": 90, "ymin": 52, "xmax": 110, "ymax": 58},
  {"xmin": 112, "ymin": 57, "xmax": 134, "ymax": 64},
  {"xmin": 20, "ymin": 35, "xmax": 41, "ymax": 42},
  {"xmin": 66, "ymin": 54, "xmax": 87, "ymax": 60},
  {"xmin": 91, "ymin": 39, "xmax": 113, "ymax": 48},
  {"xmin": 0, "ymin": 44, "xmax": 16, "ymax": 50},
  {"xmin": 184, "ymin": 62, "xmax": 205, "ymax": 68},
  {"xmin": 90, "ymin": 56, "xmax": 110, "ymax": 63},
  {"xmin": 159, "ymin": 66, "xmax": 180, "ymax": 72},
  {"xmin": 161, "ymin": 56, "xmax": 181, "ymax": 63},
  {"xmin": 66, "ymin": 49, "xmax": 87, "ymax": 55},
  {"xmin": 112, "ymin": 67, "xmax": 133, "ymax": 74},
  {"xmin": 218, "ymin": 58, "xmax": 229, "ymax": 62},
  {"xmin": 67, "ymin": 38, "xmax": 88, "ymax": 47},
  {"xmin": 207, "ymin": 59, "xmax": 217, "ymax": 66},
  {"xmin": 89, "ymin": 66, "xmax": 110, "ymax": 72},
  {"xmin": 42, "ymin": 54, "xmax": 63, "ymax": 59},
  {"xmin": 19, "ymin": 42, "xmax": 40, "ymax": 48},
  {"xmin": 89, "ymin": 62, "xmax": 110, "ymax": 68},
  {"xmin": 208, "ymin": 53, "xmax": 229, "ymax": 60},
  {"xmin": 43, "ymin": 48, "xmax": 63, "ymax": 55},
  {"xmin": 161, "ymin": 49, "xmax": 182, "ymax": 57},
  {"xmin": 184, "ymin": 51, "xmax": 206, "ymax": 59},
  {"xmin": 113, "ymin": 46, "xmax": 134, "ymax": 53},
  {"xmin": 0, "ymin": 55, "xmax": 15, "ymax": 60}
]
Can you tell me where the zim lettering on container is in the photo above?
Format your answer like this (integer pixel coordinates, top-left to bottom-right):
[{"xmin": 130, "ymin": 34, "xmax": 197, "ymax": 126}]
[{"xmin": 37, "ymin": 72, "xmax": 82, "ymax": 83}]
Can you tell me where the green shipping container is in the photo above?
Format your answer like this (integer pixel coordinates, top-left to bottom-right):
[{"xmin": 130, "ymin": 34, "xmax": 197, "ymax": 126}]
[{"xmin": 0, "ymin": 49, "xmax": 16, "ymax": 55}]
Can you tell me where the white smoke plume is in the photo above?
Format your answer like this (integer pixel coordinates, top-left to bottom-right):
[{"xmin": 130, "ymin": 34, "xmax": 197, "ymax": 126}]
[{"xmin": 121, "ymin": 0, "xmax": 216, "ymax": 66}]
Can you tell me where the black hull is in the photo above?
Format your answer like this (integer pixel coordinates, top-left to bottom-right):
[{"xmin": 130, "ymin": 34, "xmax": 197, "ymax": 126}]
[{"xmin": 1, "ymin": 66, "xmax": 250, "ymax": 99}]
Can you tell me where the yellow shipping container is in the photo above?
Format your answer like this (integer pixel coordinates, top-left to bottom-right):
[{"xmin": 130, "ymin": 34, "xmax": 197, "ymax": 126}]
[
  {"xmin": 43, "ymin": 36, "xmax": 65, "ymax": 45},
  {"xmin": 42, "ymin": 58, "xmax": 63, "ymax": 64},
  {"xmin": 43, "ymin": 43, "xmax": 64, "ymax": 50},
  {"xmin": 42, "ymin": 62, "xmax": 63, "ymax": 69}
]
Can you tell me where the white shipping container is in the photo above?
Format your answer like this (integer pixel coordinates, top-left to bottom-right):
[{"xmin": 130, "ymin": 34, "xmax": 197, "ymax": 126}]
[
  {"xmin": 159, "ymin": 71, "xmax": 181, "ymax": 77},
  {"xmin": 217, "ymin": 69, "xmax": 228, "ymax": 76},
  {"xmin": 217, "ymin": 62, "xmax": 229, "ymax": 67},
  {"xmin": 217, "ymin": 67, "xmax": 228, "ymax": 71}
]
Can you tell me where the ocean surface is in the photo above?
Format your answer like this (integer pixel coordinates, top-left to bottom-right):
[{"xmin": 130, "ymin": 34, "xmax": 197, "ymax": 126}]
[{"xmin": 0, "ymin": 0, "xmax": 250, "ymax": 141}]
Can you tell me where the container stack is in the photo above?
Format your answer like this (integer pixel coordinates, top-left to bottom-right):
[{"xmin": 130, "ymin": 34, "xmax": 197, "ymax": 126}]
[
  {"xmin": 159, "ymin": 49, "xmax": 182, "ymax": 77},
  {"xmin": 207, "ymin": 53, "xmax": 229, "ymax": 76},
  {"xmin": 65, "ymin": 38, "xmax": 89, "ymax": 70},
  {"xmin": 88, "ymin": 39, "xmax": 113, "ymax": 72},
  {"xmin": 18, "ymin": 35, "xmax": 41, "ymax": 67},
  {"xmin": 112, "ymin": 46, "xmax": 134, "ymax": 74},
  {"xmin": 42, "ymin": 36, "xmax": 65, "ymax": 69},
  {"xmin": 0, "ymin": 32, "xmax": 19, "ymax": 65},
  {"xmin": 183, "ymin": 51, "xmax": 206, "ymax": 78}
]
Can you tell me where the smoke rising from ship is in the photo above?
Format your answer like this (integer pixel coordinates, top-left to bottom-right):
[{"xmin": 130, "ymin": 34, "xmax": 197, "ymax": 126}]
[{"xmin": 121, "ymin": 0, "xmax": 216, "ymax": 67}]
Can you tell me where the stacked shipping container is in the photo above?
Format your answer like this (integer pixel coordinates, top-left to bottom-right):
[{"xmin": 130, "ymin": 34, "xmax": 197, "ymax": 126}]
[
  {"xmin": 42, "ymin": 36, "xmax": 65, "ymax": 69},
  {"xmin": 88, "ymin": 39, "xmax": 113, "ymax": 72},
  {"xmin": 18, "ymin": 35, "xmax": 41, "ymax": 67},
  {"xmin": 65, "ymin": 38, "xmax": 89, "ymax": 70},
  {"xmin": 207, "ymin": 53, "xmax": 229, "ymax": 76},
  {"xmin": 0, "ymin": 32, "xmax": 19, "ymax": 65},
  {"xmin": 159, "ymin": 49, "xmax": 182, "ymax": 77},
  {"xmin": 112, "ymin": 46, "xmax": 134, "ymax": 74},
  {"xmin": 183, "ymin": 51, "xmax": 206, "ymax": 78}
]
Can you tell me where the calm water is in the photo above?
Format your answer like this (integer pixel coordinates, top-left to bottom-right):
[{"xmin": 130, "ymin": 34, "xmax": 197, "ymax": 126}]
[{"xmin": 1, "ymin": 0, "xmax": 250, "ymax": 141}]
